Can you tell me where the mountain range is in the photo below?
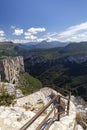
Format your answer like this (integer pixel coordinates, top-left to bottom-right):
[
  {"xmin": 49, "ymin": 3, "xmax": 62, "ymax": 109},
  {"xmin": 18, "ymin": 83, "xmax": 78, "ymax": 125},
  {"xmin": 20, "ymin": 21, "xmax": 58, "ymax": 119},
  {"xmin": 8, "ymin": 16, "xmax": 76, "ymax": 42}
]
[
  {"xmin": 18, "ymin": 40, "xmax": 68, "ymax": 49},
  {"xmin": 0, "ymin": 41, "xmax": 87, "ymax": 101}
]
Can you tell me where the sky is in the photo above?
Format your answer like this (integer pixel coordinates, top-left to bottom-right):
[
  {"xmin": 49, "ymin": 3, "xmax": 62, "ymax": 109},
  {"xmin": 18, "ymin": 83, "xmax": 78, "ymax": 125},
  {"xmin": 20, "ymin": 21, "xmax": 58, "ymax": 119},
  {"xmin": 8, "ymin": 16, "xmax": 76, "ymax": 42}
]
[{"xmin": 0, "ymin": 0, "xmax": 87, "ymax": 43}]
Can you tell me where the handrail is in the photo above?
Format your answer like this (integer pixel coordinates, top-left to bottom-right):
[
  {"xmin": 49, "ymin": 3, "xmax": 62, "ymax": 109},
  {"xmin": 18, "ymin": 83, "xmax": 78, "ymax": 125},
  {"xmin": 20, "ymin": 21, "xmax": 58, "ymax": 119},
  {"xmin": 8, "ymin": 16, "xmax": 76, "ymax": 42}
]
[
  {"xmin": 60, "ymin": 95, "xmax": 69, "ymax": 100},
  {"xmin": 19, "ymin": 92, "xmax": 71, "ymax": 130},
  {"xmin": 19, "ymin": 95, "xmax": 58, "ymax": 130},
  {"xmin": 36, "ymin": 108, "xmax": 54, "ymax": 130}
]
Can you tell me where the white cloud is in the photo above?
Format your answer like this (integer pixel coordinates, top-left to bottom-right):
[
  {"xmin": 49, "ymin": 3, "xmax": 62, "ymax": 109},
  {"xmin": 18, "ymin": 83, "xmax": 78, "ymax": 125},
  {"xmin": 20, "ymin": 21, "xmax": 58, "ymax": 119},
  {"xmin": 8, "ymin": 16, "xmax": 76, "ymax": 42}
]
[
  {"xmin": 57, "ymin": 22, "xmax": 87, "ymax": 42},
  {"xmin": 24, "ymin": 32, "xmax": 37, "ymax": 42},
  {"xmin": 24, "ymin": 32, "xmax": 32, "ymax": 36},
  {"xmin": 24, "ymin": 27, "xmax": 46, "ymax": 37},
  {"xmin": 13, "ymin": 28, "xmax": 23, "ymax": 36},
  {"xmin": 42, "ymin": 32, "xmax": 58, "ymax": 42},
  {"xmin": 4, "ymin": 27, "xmax": 46, "ymax": 43},
  {"xmin": 42, "ymin": 22, "xmax": 87, "ymax": 42},
  {"xmin": 25, "ymin": 35, "xmax": 37, "ymax": 40},
  {"xmin": 2, "ymin": 22, "xmax": 87, "ymax": 43},
  {"xmin": 0, "ymin": 30, "xmax": 5, "ymax": 37},
  {"xmin": 27, "ymin": 27, "xmax": 46, "ymax": 34},
  {"xmin": 0, "ymin": 30, "xmax": 6, "ymax": 42},
  {"xmin": 23, "ymin": 27, "xmax": 46, "ymax": 42}
]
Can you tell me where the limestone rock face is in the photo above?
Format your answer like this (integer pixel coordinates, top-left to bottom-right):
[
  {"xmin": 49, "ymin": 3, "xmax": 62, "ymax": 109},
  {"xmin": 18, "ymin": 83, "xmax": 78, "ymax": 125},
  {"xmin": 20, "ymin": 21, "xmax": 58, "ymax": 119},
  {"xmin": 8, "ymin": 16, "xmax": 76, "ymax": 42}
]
[{"xmin": 0, "ymin": 56, "xmax": 24, "ymax": 83}]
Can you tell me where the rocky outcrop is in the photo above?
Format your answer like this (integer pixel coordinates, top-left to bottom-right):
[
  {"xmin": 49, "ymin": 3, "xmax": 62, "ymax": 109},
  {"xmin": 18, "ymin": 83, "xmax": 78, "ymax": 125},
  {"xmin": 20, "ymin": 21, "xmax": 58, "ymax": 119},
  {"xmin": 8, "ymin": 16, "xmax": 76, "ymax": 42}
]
[
  {"xmin": 0, "ymin": 88, "xmax": 85, "ymax": 130},
  {"xmin": 71, "ymin": 96, "xmax": 87, "ymax": 129},
  {"xmin": 67, "ymin": 55, "xmax": 87, "ymax": 63},
  {"xmin": 0, "ymin": 88, "xmax": 79, "ymax": 130},
  {"xmin": 0, "ymin": 82, "xmax": 23, "ymax": 97},
  {"xmin": 0, "ymin": 82, "xmax": 16, "ymax": 95},
  {"xmin": 49, "ymin": 101, "xmax": 80, "ymax": 130},
  {"xmin": 0, "ymin": 56, "xmax": 24, "ymax": 83}
]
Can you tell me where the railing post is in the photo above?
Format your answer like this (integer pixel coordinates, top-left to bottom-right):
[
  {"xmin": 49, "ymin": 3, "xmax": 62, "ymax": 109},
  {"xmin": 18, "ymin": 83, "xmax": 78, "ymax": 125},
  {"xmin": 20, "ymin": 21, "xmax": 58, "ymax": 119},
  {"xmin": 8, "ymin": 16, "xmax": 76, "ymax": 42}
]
[
  {"xmin": 67, "ymin": 91, "xmax": 71, "ymax": 115},
  {"xmin": 58, "ymin": 95, "xmax": 61, "ymax": 121}
]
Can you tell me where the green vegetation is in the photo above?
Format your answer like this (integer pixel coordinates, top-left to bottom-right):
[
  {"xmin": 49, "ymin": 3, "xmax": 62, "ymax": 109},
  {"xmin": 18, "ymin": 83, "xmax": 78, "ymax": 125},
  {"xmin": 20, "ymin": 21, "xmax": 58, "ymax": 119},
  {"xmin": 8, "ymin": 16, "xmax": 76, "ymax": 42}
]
[
  {"xmin": 0, "ymin": 86, "xmax": 15, "ymax": 106},
  {"xmin": 60, "ymin": 42, "xmax": 87, "ymax": 53},
  {"xmin": 37, "ymin": 61, "xmax": 87, "ymax": 100},
  {"xmin": 36, "ymin": 47, "xmax": 62, "ymax": 59},
  {"xmin": 0, "ymin": 41, "xmax": 31, "ymax": 57},
  {"xmin": 34, "ymin": 42, "xmax": 87, "ymax": 60},
  {"xmin": 0, "ymin": 42, "xmax": 18, "ymax": 57},
  {"xmin": 0, "ymin": 41, "xmax": 87, "ymax": 100},
  {"xmin": 25, "ymin": 42, "xmax": 87, "ymax": 101},
  {"xmin": 37, "ymin": 48, "xmax": 87, "ymax": 60},
  {"xmin": 17, "ymin": 72, "xmax": 42, "ymax": 95}
]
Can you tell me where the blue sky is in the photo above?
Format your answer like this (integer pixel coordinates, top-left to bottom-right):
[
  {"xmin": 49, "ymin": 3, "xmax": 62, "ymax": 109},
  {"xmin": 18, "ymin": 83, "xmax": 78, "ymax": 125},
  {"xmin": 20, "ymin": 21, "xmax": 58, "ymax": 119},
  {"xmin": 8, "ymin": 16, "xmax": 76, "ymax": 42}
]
[{"xmin": 0, "ymin": 0, "xmax": 87, "ymax": 43}]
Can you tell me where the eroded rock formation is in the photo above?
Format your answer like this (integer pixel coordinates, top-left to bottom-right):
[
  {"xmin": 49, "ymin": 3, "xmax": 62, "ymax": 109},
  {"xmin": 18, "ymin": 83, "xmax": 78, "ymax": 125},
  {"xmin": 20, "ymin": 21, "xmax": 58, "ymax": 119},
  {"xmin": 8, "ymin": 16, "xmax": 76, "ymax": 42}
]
[{"xmin": 0, "ymin": 56, "xmax": 24, "ymax": 83}]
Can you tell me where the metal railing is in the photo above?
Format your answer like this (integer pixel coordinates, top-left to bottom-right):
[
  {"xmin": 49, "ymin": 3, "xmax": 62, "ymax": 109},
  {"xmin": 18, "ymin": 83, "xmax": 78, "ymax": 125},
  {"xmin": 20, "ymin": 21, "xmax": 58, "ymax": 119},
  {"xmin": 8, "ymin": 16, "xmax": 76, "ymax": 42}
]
[{"xmin": 19, "ymin": 92, "xmax": 71, "ymax": 130}]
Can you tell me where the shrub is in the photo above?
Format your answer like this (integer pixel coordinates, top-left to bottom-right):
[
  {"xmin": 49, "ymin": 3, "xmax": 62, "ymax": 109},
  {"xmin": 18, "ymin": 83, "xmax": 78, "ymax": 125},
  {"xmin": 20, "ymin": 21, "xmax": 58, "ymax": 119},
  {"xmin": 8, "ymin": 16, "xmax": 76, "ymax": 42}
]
[
  {"xmin": 17, "ymin": 72, "xmax": 42, "ymax": 95},
  {"xmin": 0, "ymin": 86, "xmax": 15, "ymax": 106}
]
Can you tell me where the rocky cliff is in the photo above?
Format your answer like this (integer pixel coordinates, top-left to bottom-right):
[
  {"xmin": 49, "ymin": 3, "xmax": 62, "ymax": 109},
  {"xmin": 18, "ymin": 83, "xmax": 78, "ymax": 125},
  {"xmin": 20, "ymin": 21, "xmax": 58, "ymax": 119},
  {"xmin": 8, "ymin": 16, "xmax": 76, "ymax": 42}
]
[
  {"xmin": 0, "ymin": 56, "xmax": 24, "ymax": 83},
  {"xmin": 67, "ymin": 55, "xmax": 87, "ymax": 63}
]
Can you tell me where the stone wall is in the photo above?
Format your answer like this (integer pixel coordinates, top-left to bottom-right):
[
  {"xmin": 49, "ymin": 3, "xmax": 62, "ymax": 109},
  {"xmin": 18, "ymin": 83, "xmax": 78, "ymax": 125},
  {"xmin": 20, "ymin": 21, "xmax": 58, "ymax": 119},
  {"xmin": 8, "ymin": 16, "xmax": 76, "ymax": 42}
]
[{"xmin": 0, "ymin": 56, "xmax": 24, "ymax": 83}]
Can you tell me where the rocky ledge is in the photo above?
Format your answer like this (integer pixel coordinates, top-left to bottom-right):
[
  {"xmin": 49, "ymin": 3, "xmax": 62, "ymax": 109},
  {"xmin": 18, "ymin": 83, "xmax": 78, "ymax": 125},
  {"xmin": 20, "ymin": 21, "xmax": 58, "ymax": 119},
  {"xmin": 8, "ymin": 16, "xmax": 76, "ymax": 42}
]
[{"xmin": 0, "ymin": 87, "xmax": 85, "ymax": 130}]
